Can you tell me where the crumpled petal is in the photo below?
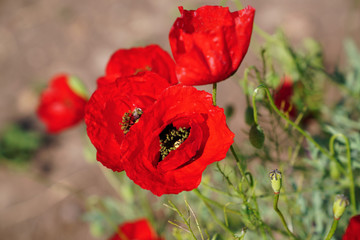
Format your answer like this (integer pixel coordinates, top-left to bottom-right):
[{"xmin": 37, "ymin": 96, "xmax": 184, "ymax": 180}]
[
  {"xmin": 97, "ymin": 44, "xmax": 178, "ymax": 87},
  {"xmin": 85, "ymin": 72, "xmax": 171, "ymax": 171},
  {"xmin": 122, "ymin": 85, "xmax": 234, "ymax": 196}
]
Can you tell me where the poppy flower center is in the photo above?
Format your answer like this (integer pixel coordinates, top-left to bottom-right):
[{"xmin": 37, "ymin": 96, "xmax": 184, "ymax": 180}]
[
  {"xmin": 159, "ymin": 124, "xmax": 190, "ymax": 161},
  {"xmin": 120, "ymin": 107, "xmax": 143, "ymax": 134}
]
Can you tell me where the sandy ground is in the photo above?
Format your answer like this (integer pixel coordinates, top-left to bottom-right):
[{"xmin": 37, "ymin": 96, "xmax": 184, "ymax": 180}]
[{"xmin": 0, "ymin": 0, "xmax": 359, "ymax": 239}]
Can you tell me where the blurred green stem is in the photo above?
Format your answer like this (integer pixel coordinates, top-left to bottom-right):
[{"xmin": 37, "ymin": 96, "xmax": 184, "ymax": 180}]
[
  {"xmin": 230, "ymin": 145, "xmax": 250, "ymax": 187},
  {"xmin": 252, "ymin": 84, "xmax": 346, "ymax": 175},
  {"xmin": 273, "ymin": 194, "xmax": 297, "ymax": 240},
  {"xmin": 329, "ymin": 134, "xmax": 356, "ymax": 214},
  {"xmin": 193, "ymin": 189, "xmax": 234, "ymax": 235},
  {"xmin": 167, "ymin": 200, "xmax": 198, "ymax": 239},
  {"xmin": 324, "ymin": 219, "xmax": 339, "ymax": 240}
]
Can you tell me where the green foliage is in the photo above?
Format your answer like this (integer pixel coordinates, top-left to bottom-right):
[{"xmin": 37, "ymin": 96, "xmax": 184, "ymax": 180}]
[
  {"xmin": 83, "ymin": 196, "xmax": 124, "ymax": 238},
  {"xmin": 0, "ymin": 122, "xmax": 42, "ymax": 165},
  {"xmin": 82, "ymin": 23, "xmax": 360, "ymax": 240}
]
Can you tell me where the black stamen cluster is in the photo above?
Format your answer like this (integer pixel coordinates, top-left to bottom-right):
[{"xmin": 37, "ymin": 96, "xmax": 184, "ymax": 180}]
[{"xmin": 159, "ymin": 124, "xmax": 190, "ymax": 161}]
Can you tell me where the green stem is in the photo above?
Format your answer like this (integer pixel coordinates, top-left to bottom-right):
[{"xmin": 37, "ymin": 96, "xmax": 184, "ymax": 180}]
[
  {"xmin": 273, "ymin": 194, "xmax": 297, "ymax": 239},
  {"xmin": 253, "ymin": 25, "xmax": 274, "ymax": 42},
  {"xmin": 167, "ymin": 200, "xmax": 198, "ymax": 239},
  {"xmin": 230, "ymin": 145, "xmax": 250, "ymax": 187},
  {"xmin": 193, "ymin": 188, "xmax": 243, "ymax": 217},
  {"xmin": 193, "ymin": 189, "xmax": 234, "ymax": 235},
  {"xmin": 329, "ymin": 134, "xmax": 356, "ymax": 214},
  {"xmin": 252, "ymin": 190, "xmax": 270, "ymax": 239},
  {"xmin": 252, "ymin": 84, "xmax": 346, "ymax": 175},
  {"xmin": 212, "ymin": 83, "xmax": 217, "ymax": 106},
  {"xmin": 324, "ymin": 219, "xmax": 339, "ymax": 240}
]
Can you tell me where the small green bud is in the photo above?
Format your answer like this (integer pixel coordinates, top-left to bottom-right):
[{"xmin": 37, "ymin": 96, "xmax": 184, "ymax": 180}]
[
  {"xmin": 249, "ymin": 124, "xmax": 265, "ymax": 149},
  {"xmin": 333, "ymin": 194, "xmax": 349, "ymax": 220},
  {"xmin": 245, "ymin": 106, "xmax": 254, "ymax": 126},
  {"xmin": 269, "ymin": 169, "xmax": 282, "ymax": 194}
]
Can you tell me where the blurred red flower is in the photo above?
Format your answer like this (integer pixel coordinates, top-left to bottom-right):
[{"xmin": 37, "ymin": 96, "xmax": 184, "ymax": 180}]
[
  {"xmin": 85, "ymin": 72, "xmax": 171, "ymax": 172},
  {"xmin": 37, "ymin": 74, "xmax": 88, "ymax": 133},
  {"xmin": 109, "ymin": 218, "xmax": 163, "ymax": 240},
  {"xmin": 343, "ymin": 215, "xmax": 360, "ymax": 240},
  {"xmin": 169, "ymin": 5, "xmax": 255, "ymax": 85},
  {"xmin": 274, "ymin": 76, "xmax": 297, "ymax": 118},
  {"xmin": 122, "ymin": 85, "xmax": 234, "ymax": 196},
  {"xmin": 98, "ymin": 44, "xmax": 177, "ymax": 86}
]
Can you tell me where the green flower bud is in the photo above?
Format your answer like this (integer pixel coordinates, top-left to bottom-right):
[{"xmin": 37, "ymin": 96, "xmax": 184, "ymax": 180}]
[
  {"xmin": 245, "ymin": 106, "xmax": 254, "ymax": 125},
  {"xmin": 333, "ymin": 194, "xmax": 349, "ymax": 220},
  {"xmin": 249, "ymin": 124, "xmax": 265, "ymax": 149},
  {"xmin": 269, "ymin": 169, "xmax": 282, "ymax": 194}
]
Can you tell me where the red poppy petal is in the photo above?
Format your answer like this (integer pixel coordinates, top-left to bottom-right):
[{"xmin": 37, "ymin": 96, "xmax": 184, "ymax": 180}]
[
  {"xmin": 169, "ymin": 5, "xmax": 255, "ymax": 85},
  {"xmin": 37, "ymin": 74, "xmax": 87, "ymax": 133},
  {"xmin": 85, "ymin": 72, "xmax": 171, "ymax": 172},
  {"xmin": 122, "ymin": 85, "xmax": 234, "ymax": 196},
  {"xmin": 105, "ymin": 44, "xmax": 178, "ymax": 85}
]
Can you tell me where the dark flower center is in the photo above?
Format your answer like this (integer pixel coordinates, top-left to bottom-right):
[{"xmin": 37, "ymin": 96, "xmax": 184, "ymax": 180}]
[
  {"xmin": 159, "ymin": 124, "xmax": 190, "ymax": 161},
  {"xmin": 120, "ymin": 108, "xmax": 143, "ymax": 134}
]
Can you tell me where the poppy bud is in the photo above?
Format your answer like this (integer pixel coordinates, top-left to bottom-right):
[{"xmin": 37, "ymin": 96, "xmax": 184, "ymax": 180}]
[
  {"xmin": 333, "ymin": 194, "xmax": 349, "ymax": 220},
  {"xmin": 245, "ymin": 106, "xmax": 254, "ymax": 125},
  {"xmin": 269, "ymin": 169, "xmax": 282, "ymax": 194},
  {"xmin": 249, "ymin": 124, "xmax": 265, "ymax": 149}
]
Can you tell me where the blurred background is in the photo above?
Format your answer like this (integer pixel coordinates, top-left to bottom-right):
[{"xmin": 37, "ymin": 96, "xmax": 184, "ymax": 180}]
[{"xmin": 0, "ymin": 0, "xmax": 359, "ymax": 239}]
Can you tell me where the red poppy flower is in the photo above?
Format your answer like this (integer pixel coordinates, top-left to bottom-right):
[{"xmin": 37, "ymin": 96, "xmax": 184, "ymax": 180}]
[
  {"xmin": 85, "ymin": 72, "xmax": 171, "ymax": 172},
  {"xmin": 169, "ymin": 5, "xmax": 255, "ymax": 85},
  {"xmin": 274, "ymin": 76, "xmax": 297, "ymax": 118},
  {"xmin": 343, "ymin": 215, "xmax": 360, "ymax": 240},
  {"xmin": 37, "ymin": 74, "xmax": 88, "ymax": 133},
  {"xmin": 122, "ymin": 85, "xmax": 235, "ymax": 196},
  {"xmin": 98, "ymin": 44, "xmax": 178, "ymax": 86},
  {"xmin": 109, "ymin": 218, "xmax": 163, "ymax": 240}
]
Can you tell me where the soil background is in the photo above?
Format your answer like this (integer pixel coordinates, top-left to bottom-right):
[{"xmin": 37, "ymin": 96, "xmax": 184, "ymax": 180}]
[{"xmin": 0, "ymin": 0, "xmax": 359, "ymax": 239}]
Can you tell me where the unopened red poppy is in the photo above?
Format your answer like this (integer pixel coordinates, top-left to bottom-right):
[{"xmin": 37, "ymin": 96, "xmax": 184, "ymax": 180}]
[
  {"xmin": 85, "ymin": 72, "xmax": 171, "ymax": 172},
  {"xmin": 274, "ymin": 76, "xmax": 297, "ymax": 118},
  {"xmin": 37, "ymin": 74, "xmax": 88, "ymax": 133},
  {"xmin": 169, "ymin": 5, "xmax": 255, "ymax": 85},
  {"xmin": 122, "ymin": 85, "xmax": 235, "ymax": 196},
  {"xmin": 98, "ymin": 44, "xmax": 177, "ymax": 86},
  {"xmin": 343, "ymin": 215, "xmax": 360, "ymax": 240},
  {"xmin": 109, "ymin": 218, "xmax": 163, "ymax": 240}
]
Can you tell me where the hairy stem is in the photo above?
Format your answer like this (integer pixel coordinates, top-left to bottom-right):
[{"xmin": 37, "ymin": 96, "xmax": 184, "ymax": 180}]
[
  {"xmin": 273, "ymin": 194, "xmax": 297, "ymax": 240},
  {"xmin": 324, "ymin": 219, "xmax": 339, "ymax": 240},
  {"xmin": 329, "ymin": 134, "xmax": 356, "ymax": 214},
  {"xmin": 212, "ymin": 83, "xmax": 217, "ymax": 106}
]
